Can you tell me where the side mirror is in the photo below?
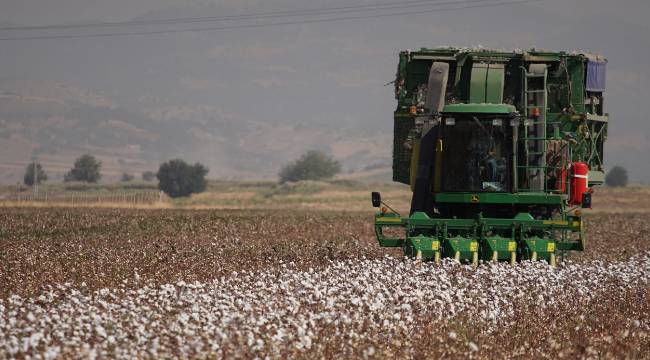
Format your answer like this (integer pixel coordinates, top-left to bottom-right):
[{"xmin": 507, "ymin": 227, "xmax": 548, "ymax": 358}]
[
  {"xmin": 371, "ymin": 192, "xmax": 382, "ymax": 208},
  {"xmin": 581, "ymin": 192, "xmax": 592, "ymax": 209}
]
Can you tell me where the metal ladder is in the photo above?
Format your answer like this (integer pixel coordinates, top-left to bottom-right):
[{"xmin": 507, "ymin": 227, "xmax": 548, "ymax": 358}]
[{"xmin": 519, "ymin": 64, "xmax": 549, "ymax": 192}]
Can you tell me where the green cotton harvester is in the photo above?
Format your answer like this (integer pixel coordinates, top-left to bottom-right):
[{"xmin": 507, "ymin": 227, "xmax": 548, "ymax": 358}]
[{"xmin": 371, "ymin": 47, "xmax": 608, "ymax": 266}]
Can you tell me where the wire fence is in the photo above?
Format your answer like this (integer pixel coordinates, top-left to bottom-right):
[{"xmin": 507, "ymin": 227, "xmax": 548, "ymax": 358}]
[{"xmin": 2, "ymin": 190, "xmax": 167, "ymax": 206}]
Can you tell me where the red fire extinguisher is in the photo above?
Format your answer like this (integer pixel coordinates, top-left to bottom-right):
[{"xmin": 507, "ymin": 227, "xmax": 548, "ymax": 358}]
[{"xmin": 569, "ymin": 162, "xmax": 589, "ymax": 205}]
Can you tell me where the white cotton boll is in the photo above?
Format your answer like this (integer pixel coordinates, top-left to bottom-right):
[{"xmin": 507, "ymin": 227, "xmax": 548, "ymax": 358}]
[
  {"xmin": 468, "ymin": 341, "xmax": 479, "ymax": 352},
  {"xmin": 29, "ymin": 331, "xmax": 43, "ymax": 348},
  {"xmin": 95, "ymin": 325, "xmax": 107, "ymax": 338},
  {"xmin": 246, "ymin": 332, "xmax": 255, "ymax": 347},
  {"xmin": 2, "ymin": 252, "xmax": 649, "ymax": 357},
  {"xmin": 43, "ymin": 346, "xmax": 61, "ymax": 360},
  {"xmin": 87, "ymin": 347, "xmax": 98, "ymax": 360},
  {"xmin": 26, "ymin": 312, "xmax": 36, "ymax": 322},
  {"xmin": 301, "ymin": 336, "xmax": 312, "ymax": 349}
]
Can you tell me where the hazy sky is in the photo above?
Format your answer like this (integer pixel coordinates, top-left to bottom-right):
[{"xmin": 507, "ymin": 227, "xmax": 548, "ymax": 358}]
[{"xmin": 2, "ymin": 0, "xmax": 649, "ymax": 180}]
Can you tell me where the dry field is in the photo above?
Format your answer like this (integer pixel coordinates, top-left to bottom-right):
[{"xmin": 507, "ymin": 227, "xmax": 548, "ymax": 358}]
[{"xmin": 1, "ymin": 186, "xmax": 649, "ymax": 358}]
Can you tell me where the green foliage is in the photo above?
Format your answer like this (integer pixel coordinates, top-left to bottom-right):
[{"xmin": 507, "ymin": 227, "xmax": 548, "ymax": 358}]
[
  {"xmin": 206, "ymin": 180, "xmax": 275, "ymax": 192},
  {"xmin": 142, "ymin": 171, "xmax": 156, "ymax": 182},
  {"xmin": 279, "ymin": 150, "xmax": 341, "ymax": 184},
  {"xmin": 263, "ymin": 180, "xmax": 330, "ymax": 198},
  {"xmin": 605, "ymin": 165, "xmax": 628, "ymax": 187},
  {"xmin": 157, "ymin": 159, "xmax": 209, "ymax": 198},
  {"xmin": 23, "ymin": 162, "xmax": 48, "ymax": 186},
  {"xmin": 121, "ymin": 173, "xmax": 135, "ymax": 182},
  {"xmin": 64, "ymin": 154, "xmax": 101, "ymax": 183},
  {"xmin": 327, "ymin": 179, "xmax": 361, "ymax": 188}
]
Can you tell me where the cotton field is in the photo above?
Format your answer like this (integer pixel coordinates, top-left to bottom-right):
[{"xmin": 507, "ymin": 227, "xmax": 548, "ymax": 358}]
[
  {"xmin": 2, "ymin": 253, "xmax": 649, "ymax": 359},
  {"xmin": 1, "ymin": 208, "xmax": 649, "ymax": 359}
]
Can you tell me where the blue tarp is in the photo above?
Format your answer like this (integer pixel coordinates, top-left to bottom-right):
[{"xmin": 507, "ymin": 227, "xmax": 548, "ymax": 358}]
[{"xmin": 586, "ymin": 59, "xmax": 607, "ymax": 92}]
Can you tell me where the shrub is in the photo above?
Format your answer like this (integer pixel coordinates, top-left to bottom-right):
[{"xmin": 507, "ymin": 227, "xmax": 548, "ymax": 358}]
[
  {"xmin": 157, "ymin": 159, "xmax": 209, "ymax": 198},
  {"xmin": 279, "ymin": 150, "xmax": 341, "ymax": 184},
  {"xmin": 142, "ymin": 171, "xmax": 156, "ymax": 182},
  {"xmin": 263, "ymin": 180, "xmax": 330, "ymax": 198},
  {"xmin": 121, "ymin": 173, "xmax": 135, "ymax": 182},
  {"xmin": 64, "ymin": 154, "xmax": 101, "ymax": 183},
  {"xmin": 23, "ymin": 162, "xmax": 48, "ymax": 186},
  {"xmin": 605, "ymin": 165, "xmax": 628, "ymax": 187}
]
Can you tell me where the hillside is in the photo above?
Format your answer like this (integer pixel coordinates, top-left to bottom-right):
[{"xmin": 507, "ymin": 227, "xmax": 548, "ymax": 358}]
[{"xmin": 0, "ymin": 80, "xmax": 391, "ymax": 184}]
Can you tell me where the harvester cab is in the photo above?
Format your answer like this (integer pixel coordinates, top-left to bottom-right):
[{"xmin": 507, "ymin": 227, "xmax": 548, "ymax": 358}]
[{"xmin": 373, "ymin": 47, "xmax": 607, "ymax": 266}]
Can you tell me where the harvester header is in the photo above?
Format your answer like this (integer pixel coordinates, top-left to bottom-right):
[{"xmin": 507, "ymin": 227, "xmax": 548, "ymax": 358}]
[{"xmin": 373, "ymin": 47, "xmax": 608, "ymax": 266}]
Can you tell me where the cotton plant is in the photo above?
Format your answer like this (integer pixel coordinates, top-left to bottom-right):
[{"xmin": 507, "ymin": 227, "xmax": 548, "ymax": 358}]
[{"xmin": 1, "ymin": 252, "xmax": 649, "ymax": 358}]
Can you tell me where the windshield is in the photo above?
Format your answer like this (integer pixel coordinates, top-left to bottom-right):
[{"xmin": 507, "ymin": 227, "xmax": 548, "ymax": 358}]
[{"xmin": 440, "ymin": 116, "xmax": 511, "ymax": 192}]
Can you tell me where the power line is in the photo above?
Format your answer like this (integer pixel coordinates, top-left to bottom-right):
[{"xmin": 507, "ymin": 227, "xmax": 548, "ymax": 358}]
[
  {"xmin": 0, "ymin": 0, "xmax": 538, "ymax": 41},
  {"xmin": 0, "ymin": 0, "xmax": 491, "ymax": 31}
]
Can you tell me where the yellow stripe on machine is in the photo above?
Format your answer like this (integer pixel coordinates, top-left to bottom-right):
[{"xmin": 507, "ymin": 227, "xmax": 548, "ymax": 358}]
[
  {"xmin": 376, "ymin": 217, "xmax": 402, "ymax": 223},
  {"xmin": 542, "ymin": 220, "xmax": 569, "ymax": 226}
]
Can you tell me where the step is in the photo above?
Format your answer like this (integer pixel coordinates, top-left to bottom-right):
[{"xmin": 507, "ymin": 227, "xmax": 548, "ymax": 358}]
[{"xmin": 517, "ymin": 166, "xmax": 560, "ymax": 169}]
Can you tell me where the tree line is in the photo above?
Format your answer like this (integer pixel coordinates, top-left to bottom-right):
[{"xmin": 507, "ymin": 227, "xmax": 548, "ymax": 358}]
[
  {"xmin": 23, "ymin": 153, "xmax": 633, "ymax": 197},
  {"xmin": 24, "ymin": 153, "xmax": 634, "ymax": 196},
  {"xmin": 22, "ymin": 150, "xmax": 344, "ymax": 198}
]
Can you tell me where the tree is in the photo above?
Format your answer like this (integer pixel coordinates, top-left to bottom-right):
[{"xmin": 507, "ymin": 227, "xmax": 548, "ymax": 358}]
[
  {"xmin": 142, "ymin": 171, "xmax": 156, "ymax": 182},
  {"xmin": 156, "ymin": 159, "xmax": 209, "ymax": 198},
  {"xmin": 279, "ymin": 150, "xmax": 341, "ymax": 183},
  {"xmin": 64, "ymin": 154, "xmax": 102, "ymax": 183},
  {"xmin": 23, "ymin": 162, "xmax": 48, "ymax": 186},
  {"xmin": 605, "ymin": 165, "xmax": 628, "ymax": 187},
  {"xmin": 121, "ymin": 172, "xmax": 135, "ymax": 182}
]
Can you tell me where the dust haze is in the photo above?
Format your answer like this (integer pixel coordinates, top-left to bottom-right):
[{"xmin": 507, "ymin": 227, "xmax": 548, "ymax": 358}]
[{"xmin": 1, "ymin": 0, "xmax": 649, "ymax": 183}]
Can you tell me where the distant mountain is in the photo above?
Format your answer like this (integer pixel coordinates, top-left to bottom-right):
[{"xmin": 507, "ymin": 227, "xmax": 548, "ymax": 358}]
[{"xmin": 0, "ymin": 80, "xmax": 390, "ymax": 183}]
